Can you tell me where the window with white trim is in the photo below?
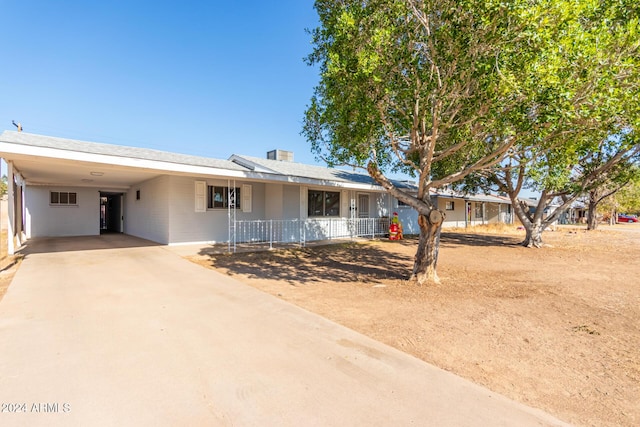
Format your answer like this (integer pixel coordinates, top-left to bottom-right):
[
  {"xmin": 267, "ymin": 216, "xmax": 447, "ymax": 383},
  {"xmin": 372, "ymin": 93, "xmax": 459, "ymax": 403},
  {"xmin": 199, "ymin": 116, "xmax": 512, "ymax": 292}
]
[
  {"xmin": 50, "ymin": 191, "xmax": 77, "ymax": 206},
  {"xmin": 308, "ymin": 190, "xmax": 340, "ymax": 216},
  {"xmin": 445, "ymin": 201, "xmax": 455, "ymax": 210},
  {"xmin": 207, "ymin": 186, "xmax": 241, "ymax": 209}
]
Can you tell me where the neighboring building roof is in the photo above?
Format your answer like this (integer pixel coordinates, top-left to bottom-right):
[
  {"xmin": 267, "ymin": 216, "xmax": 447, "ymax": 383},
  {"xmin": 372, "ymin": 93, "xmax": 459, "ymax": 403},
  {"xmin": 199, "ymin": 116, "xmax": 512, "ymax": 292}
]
[
  {"xmin": 0, "ymin": 131, "xmax": 247, "ymax": 171},
  {"xmin": 518, "ymin": 197, "xmax": 539, "ymax": 207},
  {"xmin": 431, "ymin": 188, "xmax": 512, "ymax": 204}
]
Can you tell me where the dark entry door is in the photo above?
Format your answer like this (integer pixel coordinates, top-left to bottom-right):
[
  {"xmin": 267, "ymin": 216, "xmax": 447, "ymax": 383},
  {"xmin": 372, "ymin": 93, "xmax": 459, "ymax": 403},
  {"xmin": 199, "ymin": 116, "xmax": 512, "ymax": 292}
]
[{"xmin": 100, "ymin": 193, "xmax": 123, "ymax": 233}]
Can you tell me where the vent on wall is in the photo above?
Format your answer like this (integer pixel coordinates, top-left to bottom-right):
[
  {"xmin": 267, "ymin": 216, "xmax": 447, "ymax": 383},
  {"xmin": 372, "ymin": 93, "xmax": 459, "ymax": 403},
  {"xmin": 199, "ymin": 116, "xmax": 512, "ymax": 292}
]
[{"xmin": 267, "ymin": 149, "xmax": 294, "ymax": 162}]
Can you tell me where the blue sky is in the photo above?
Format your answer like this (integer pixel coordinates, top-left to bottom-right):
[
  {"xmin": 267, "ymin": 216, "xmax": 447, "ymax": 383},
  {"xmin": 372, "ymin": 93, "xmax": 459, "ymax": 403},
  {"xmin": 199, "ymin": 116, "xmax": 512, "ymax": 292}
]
[{"xmin": 1, "ymin": 1, "xmax": 325, "ymax": 166}]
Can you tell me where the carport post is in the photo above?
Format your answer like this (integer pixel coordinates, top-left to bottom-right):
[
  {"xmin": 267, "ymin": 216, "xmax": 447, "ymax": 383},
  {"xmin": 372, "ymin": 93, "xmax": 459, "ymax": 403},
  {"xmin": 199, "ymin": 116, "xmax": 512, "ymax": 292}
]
[{"xmin": 6, "ymin": 161, "xmax": 15, "ymax": 255}]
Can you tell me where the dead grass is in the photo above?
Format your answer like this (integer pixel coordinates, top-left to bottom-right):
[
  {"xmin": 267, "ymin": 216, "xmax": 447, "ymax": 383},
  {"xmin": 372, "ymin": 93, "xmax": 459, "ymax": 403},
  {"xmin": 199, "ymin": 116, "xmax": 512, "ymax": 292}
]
[
  {"xmin": 0, "ymin": 229, "xmax": 23, "ymax": 302},
  {"xmin": 446, "ymin": 222, "xmax": 525, "ymax": 235}
]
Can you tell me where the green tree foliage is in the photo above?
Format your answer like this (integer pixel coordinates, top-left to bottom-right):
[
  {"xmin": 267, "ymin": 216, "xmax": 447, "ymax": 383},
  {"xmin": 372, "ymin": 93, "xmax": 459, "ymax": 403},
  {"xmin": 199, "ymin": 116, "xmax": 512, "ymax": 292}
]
[
  {"xmin": 0, "ymin": 175, "xmax": 7, "ymax": 197},
  {"xmin": 304, "ymin": 0, "xmax": 542, "ymax": 284},
  {"xmin": 304, "ymin": 0, "xmax": 639, "ymax": 281},
  {"xmin": 616, "ymin": 178, "xmax": 640, "ymax": 215},
  {"xmin": 585, "ymin": 148, "xmax": 640, "ymax": 230},
  {"xmin": 481, "ymin": 0, "xmax": 640, "ymax": 246},
  {"xmin": 600, "ymin": 169, "xmax": 640, "ymax": 217}
]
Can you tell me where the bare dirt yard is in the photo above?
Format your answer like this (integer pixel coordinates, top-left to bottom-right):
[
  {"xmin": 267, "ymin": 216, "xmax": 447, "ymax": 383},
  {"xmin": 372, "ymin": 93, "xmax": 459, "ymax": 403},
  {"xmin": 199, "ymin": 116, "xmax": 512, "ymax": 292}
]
[{"xmin": 187, "ymin": 224, "xmax": 640, "ymax": 427}]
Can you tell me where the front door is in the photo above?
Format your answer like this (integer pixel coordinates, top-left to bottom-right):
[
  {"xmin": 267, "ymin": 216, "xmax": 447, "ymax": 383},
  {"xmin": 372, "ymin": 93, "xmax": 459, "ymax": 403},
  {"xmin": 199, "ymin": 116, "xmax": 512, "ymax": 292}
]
[
  {"xmin": 357, "ymin": 194, "xmax": 370, "ymax": 218},
  {"xmin": 100, "ymin": 192, "xmax": 124, "ymax": 233}
]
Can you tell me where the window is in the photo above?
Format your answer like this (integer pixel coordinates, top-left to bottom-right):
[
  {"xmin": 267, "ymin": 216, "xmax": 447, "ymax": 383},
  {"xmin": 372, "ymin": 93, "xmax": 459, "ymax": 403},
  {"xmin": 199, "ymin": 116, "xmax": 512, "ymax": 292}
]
[
  {"xmin": 136, "ymin": 190, "xmax": 141, "ymax": 200},
  {"xmin": 207, "ymin": 186, "xmax": 241, "ymax": 209},
  {"xmin": 308, "ymin": 190, "xmax": 340, "ymax": 216},
  {"xmin": 445, "ymin": 201, "xmax": 455, "ymax": 211},
  {"xmin": 475, "ymin": 203, "xmax": 483, "ymax": 219},
  {"xmin": 50, "ymin": 191, "xmax": 77, "ymax": 206}
]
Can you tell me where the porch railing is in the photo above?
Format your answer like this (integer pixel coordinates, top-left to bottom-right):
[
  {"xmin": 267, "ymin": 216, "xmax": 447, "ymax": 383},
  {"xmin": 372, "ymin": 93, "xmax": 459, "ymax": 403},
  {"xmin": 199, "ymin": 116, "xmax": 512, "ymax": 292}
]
[{"xmin": 229, "ymin": 217, "xmax": 390, "ymax": 251}]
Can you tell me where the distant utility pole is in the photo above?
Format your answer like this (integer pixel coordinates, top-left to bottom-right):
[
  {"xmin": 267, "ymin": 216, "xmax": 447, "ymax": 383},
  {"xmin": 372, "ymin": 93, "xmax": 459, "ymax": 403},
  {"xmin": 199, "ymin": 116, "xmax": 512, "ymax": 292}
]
[{"xmin": 11, "ymin": 120, "xmax": 22, "ymax": 132}]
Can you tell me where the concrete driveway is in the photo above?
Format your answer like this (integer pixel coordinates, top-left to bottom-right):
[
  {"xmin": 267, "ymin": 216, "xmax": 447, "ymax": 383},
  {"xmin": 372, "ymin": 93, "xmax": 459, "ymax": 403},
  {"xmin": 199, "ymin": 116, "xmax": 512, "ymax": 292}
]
[{"xmin": 0, "ymin": 235, "xmax": 570, "ymax": 426}]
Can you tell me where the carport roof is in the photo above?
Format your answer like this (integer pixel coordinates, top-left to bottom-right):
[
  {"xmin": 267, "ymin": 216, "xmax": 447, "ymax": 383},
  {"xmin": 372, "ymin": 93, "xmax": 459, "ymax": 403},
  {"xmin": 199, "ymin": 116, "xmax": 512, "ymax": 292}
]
[
  {"xmin": 0, "ymin": 131, "xmax": 246, "ymax": 171},
  {"xmin": 0, "ymin": 131, "xmax": 256, "ymax": 190}
]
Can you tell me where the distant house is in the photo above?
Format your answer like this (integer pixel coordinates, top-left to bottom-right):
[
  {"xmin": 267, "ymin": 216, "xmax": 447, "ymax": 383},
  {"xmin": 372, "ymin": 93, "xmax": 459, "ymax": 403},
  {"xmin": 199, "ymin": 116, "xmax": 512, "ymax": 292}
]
[
  {"xmin": 429, "ymin": 189, "xmax": 513, "ymax": 228},
  {"xmin": 515, "ymin": 197, "xmax": 568, "ymax": 228},
  {"xmin": 0, "ymin": 131, "xmax": 513, "ymax": 253}
]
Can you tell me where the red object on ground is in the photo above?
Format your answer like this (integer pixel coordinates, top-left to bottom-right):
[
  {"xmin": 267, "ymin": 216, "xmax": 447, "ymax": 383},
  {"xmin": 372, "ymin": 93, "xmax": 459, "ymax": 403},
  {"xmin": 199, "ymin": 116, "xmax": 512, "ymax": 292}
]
[{"xmin": 389, "ymin": 223, "xmax": 400, "ymax": 240}]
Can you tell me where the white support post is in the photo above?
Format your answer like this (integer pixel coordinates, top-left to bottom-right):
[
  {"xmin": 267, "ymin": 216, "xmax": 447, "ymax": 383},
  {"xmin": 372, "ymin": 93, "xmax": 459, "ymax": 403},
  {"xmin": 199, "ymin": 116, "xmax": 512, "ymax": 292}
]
[
  {"xmin": 14, "ymin": 173, "xmax": 25, "ymax": 245},
  {"xmin": 482, "ymin": 202, "xmax": 486, "ymax": 225},
  {"xmin": 227, "ymin": 180, "xmax": 230, "ymax": 253},
  {"xmin": 7, "ymin": 161, "xmax": 15, "ymax": 255},
  {"xmin": 227, "ymin": 180, "xmax": 237, "ymax": 253},
  {"xmin": 465, "ymin": 202, "xmax": 469, "ymax": 228}
]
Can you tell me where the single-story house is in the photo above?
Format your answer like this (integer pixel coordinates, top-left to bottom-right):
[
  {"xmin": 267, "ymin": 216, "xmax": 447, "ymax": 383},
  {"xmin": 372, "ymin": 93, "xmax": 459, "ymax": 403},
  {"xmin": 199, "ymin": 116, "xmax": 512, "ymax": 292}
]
[
  {"xmin": 0, "ymin": 131, "xmax": 513, "ymax": 254},
  {"xmin": 428, "ymin": 189, "xmax": 513, "ymax": 228},
  {"xmin": 0, "ymin": 131, "xmax": 415, "ymax": 253}
]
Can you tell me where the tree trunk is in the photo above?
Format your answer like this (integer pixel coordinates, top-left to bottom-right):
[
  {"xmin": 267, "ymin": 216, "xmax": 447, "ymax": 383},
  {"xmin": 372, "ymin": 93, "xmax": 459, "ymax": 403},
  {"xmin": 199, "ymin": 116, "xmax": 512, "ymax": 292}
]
[
  {"xmin": 586, "ymin": 199, "xmax": 599, "ymax": 230},
  {"xmin": 586, "ymin": 190, "xmax": 599, "ymax": 231},
  {"xmin": 521, "ymin": 223, "xmax": 544, "ymax": 248},
  {"xmin": 412, "ymin": 211, "xmax": 444, "ymax": 285},
  {"xmin": 509, "ymin": 195, "xmax": 546, "ymax": 248}
]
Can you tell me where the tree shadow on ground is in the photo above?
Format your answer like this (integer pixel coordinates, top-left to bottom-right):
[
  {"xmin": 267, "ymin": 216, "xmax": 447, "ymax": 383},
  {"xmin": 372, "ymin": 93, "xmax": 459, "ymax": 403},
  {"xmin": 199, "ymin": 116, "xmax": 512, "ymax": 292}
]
[
  {"xmin": 439, "ymin": 232, "xmax": 523, "ymax": 248},
  {"xmin": 197, "ymin": 242, "xmax": 414, "ymax": 285},
  {"xmin": 195, "ymin": 233, "xmax": 523, "ymax": 285}
]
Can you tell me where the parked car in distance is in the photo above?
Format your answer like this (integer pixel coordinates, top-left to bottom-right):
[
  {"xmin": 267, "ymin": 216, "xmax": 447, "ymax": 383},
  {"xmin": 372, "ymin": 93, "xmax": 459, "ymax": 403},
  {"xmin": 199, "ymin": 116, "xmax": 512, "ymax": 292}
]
[{"xmin": 617, "ymin": 214, "xmax": 639, "ymax": 223}]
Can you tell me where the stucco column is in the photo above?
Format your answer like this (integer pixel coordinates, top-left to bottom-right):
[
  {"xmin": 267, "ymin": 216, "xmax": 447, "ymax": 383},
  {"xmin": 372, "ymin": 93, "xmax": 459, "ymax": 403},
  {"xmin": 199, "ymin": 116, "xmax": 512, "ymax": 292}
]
[
  {"xmin": 7, "ymin": 161, "xmax": 15, "ymax": 255},
  {"xmin": 14, "ymin": 174, "xmax": 24, "ymax": 244}
]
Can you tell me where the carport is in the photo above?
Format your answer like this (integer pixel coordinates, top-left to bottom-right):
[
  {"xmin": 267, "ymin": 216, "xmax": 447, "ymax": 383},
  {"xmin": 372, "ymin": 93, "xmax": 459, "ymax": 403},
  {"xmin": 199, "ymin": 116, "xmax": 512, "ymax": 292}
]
[{"xmin": 0, "ymin": 131, "xmax": 248, "ymax": 253}]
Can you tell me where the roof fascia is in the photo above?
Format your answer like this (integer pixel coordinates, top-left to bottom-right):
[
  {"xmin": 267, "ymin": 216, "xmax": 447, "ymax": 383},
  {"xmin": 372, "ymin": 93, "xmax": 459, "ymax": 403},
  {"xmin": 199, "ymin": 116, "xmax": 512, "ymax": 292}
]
[
  {"xmin": 0, "ymin": 141, "xmax": 250, "ymax": 179},
  {"xmin": 0, "ymin": 141, "xmax": 387, "ymax": 191}
]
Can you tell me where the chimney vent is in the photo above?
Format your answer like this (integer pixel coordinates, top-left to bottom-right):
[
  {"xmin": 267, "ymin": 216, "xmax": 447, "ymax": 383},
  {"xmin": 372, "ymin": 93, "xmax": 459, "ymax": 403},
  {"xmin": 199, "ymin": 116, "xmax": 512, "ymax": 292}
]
[{"xmin": 267, "ymin": 149, "xmax": 294, "ymax": 162}]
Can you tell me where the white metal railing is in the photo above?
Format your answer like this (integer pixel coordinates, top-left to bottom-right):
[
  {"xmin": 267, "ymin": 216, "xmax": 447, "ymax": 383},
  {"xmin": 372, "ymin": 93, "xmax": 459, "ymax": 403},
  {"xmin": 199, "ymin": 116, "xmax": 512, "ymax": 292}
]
[{"xmin": 230, "ymin": 217, "xmax": 390, "ymax": 251}]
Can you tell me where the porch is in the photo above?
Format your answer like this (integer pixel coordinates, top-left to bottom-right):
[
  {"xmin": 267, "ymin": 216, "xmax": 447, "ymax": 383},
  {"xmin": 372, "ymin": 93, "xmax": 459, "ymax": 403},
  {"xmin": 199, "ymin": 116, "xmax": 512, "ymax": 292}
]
[{"xmin": 184, "ymin": 217, "xmax": 392, "ymax": 253}]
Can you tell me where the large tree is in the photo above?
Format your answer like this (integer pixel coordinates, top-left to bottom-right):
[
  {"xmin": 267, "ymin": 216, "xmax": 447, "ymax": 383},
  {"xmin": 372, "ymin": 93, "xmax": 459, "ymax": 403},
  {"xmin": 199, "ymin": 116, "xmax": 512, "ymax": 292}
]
[
  {"xmin": 584, "ymin": 148, "xmax": 640, "ymax": 230},
  {"xmin": 599, "ymin": 169, "xmax": 640, "ymax": 221},
  {"xmin": 303, "ymin": 0, "xmax": 539, "ymax": 284},
  {"xmin": 303, "ymin": 0, "xmax": 639, "ymax": 283},
  {"xmin": 478, "ymin": 0, "xmax": 640, "ymax": 246},
  {"xmin": 490, "ymin": 133, "xmax": 640, "ymax": 245}
]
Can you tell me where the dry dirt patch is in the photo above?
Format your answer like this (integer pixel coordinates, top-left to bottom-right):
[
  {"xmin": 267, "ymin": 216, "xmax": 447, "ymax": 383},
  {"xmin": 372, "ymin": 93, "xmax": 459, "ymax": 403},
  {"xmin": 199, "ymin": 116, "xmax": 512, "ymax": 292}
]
[
  {"xmin": 0, "ymin": 255, "xmax": 23, "ymax": 303},
  {"xmin": 189, "ymin": 227, "xmax": 639, "ymax": 427}
]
